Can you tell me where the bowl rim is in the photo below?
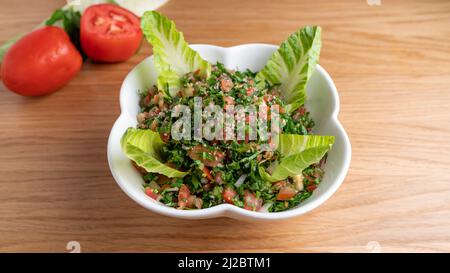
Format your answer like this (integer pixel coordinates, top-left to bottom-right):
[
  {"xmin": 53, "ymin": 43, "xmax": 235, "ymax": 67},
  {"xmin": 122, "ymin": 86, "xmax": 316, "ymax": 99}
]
[{"xmin": 107, "ymin": 43, "xmax": 352, "ymax": 221}]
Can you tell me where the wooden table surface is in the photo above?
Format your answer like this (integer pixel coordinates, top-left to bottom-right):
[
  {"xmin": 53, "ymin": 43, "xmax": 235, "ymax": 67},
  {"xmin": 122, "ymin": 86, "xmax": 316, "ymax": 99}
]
[{"xmin": 1, "ymin": 0, "xmax": 450, "ymax": 253}]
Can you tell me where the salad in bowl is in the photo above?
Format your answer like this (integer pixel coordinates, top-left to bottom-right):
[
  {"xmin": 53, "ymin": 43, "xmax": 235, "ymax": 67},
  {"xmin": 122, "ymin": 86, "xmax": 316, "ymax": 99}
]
[{"xmin": 109, "ymin": 11, "xmax": 350, "ymax": 219}]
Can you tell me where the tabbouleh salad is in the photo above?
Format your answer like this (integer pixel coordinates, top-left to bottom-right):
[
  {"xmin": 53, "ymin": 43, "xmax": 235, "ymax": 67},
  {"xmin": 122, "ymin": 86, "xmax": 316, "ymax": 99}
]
[{"xmin": 120, "ymin": 11, "xmax": 335, "ymax": 213}]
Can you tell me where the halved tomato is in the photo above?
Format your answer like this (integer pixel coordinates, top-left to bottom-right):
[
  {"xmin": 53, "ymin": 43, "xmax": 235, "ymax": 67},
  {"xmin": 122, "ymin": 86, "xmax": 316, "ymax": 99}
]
[{"xmin": 80, "ymin": 4, "xmax": 142, "ymax": 62}]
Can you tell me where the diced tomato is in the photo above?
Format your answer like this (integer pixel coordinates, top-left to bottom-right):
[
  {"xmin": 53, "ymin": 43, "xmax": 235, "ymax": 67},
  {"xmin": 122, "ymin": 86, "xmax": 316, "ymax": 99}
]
[
  {"xmin": 292, "ymin": 106, "xmax": 307, "ymax": 121},
  {"xmin": 153, "ymin": 94, "xmax": 160, "ymax": 104},
  {"xmin": 223, "ymin": 187, "xmax": 237, "ymax": 204},
  {"xmin": 243, "ymin": 191, "xmax": 262, "ymax": 211},
  {"xmin": 273, "ymin": 181, "xmax": 288, "ymax": 189},
  {"xmin": 224, "ymin": 96, "xmax": 235, "ymax": 104},
  {"xmin": 145, "ymin": 188, "xmax": 160, "ymax": 200},
  {"xmin": 223, "ymin": 96, "xmax": 235, "ymax": 110},
  {"xmin": 246, "ymin": 87, "xmax": 255, "ymax": 96},
  {"xmin": 304, "ymin": 174, "xmax": 316, "ymax": 183},
  {"xmin": 143, "ymin": 94, "xmax": 152, "ymax": 106},
  {"xmin": 298, "ymin": 106, "xmax": 306, "ymax": 116},
  {"xmin": 220, "ymin": 78, "xmax": 234, "ymax": 92},
  {"xmin": 178, "ymin": 184, "xmax": 191, "ymax": 209},
  {"xmin": 149, "ymin": 107, "xmax": 161, "ymax": 117},
  {"xmin": 178, "ymin": 184, "xmax": 190, "ymax": 199},
  {"xmin": 160, "ymin": 132, "xmax": 170, "ymax": 143},
  {"xmin": 306, "ymin": 185, "xmax": 317, "ymax": 192},
  {"xmin": 276, "ymin": 187, "xmax": 298, "ymax": 201},
  {"xmin": 187, "ymin": 145, "xmax": 225, "ymax": 167},
  {"xmin": 263, "ymin": 94, "xmax": 273, "ymax": 102},
  {"xmin": 202, "ymin": 167, "xmax": 213, "ymax": 181}
]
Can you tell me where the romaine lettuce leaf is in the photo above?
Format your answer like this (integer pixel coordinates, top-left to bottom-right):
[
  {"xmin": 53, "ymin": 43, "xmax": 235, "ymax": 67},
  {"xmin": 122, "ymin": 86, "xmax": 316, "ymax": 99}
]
[
  {"xmin": 256, "ymin": 26, "xmax": 321, "ymax": 113},
  {"xmin": 259, "ymin": 134, "xmax": 334, "ymax": 182},
  {"xmin": 278, "ymin": 134, "xmax": 335, "ymax": 157},
  {"xmin": 141, "ymin": 11, "xmax": 211, "ymax": 93},
  {"xmin": 121, "ymin": 128, "xmax": 188, "ymax": 178},
  {"xmin": 157, "ymin": 70, "xmax": 181, "ymax": 97}
]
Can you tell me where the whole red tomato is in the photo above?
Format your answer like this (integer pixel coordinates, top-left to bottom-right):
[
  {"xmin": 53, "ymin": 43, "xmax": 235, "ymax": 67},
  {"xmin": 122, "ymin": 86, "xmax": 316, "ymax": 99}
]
[
  {"xmin": 80, "ymin": 4, "xmax": 142, "ymax": 63},
  {"xmin": 1, "ymin": 26, "xmax": 82, "ymax": 96}
]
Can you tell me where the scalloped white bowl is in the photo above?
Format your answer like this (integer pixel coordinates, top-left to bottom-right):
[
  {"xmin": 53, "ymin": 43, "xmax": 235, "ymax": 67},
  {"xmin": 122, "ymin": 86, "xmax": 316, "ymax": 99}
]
[{"xmin": 107, "ymin": 44, "xmax": 351, "ymax": 221}]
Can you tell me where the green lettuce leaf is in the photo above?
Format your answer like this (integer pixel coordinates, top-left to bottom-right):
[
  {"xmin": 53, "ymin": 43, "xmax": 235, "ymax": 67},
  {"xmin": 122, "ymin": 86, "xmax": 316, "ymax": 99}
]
[
  {"xmin": 157, "ymin": 70, "xmax": 181, "ymax": 97},
  {"xmin": 141, "ymin": 11, "xmax": 211, "ymax": 94},
  {"xmin": 121, "ymin": 128, "xmax": 188, "ymax": 178},
  {"xmin": 259, "ymin": 134, "xmax": 334, "ymax": 182},
  {"xmin": 278, "ymin": 134, "xmax": 335, "ymax": 157},
  {"xmin": 256, "ymin": 26, "xmax": 321, "ymax": 113}
]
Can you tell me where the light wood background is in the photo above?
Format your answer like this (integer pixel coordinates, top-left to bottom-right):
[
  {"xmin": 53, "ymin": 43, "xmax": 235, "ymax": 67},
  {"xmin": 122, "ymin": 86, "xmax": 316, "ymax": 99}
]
[{"xmin": 1, "ymin": 0, "xmax": 450, "ymax": 253}]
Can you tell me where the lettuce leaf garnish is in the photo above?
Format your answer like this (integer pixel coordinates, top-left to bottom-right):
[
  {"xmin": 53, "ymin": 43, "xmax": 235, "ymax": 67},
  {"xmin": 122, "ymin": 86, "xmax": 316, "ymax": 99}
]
[
  {"xmin": 256, "ymin": 26, "xmax": 321, "ymax": 113},
  {"xmin": 259, "ymin": 134, "xmax": 334, "ymax": 182},
  {"xmin": 121, "ymin": 128, "xmax": 188, "ymax": 178},
  {"xmin": 141, "ymin": 11, "xmax": 211, "ymax": 94},
  {"xmin": 157, "ymin": 70, "xmax": 181, "ymax": 97}
]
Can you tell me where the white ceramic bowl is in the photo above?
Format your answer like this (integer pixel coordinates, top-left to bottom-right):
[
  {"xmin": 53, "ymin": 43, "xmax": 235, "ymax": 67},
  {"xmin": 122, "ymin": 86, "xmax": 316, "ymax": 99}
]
[{"xmin": 107, "ymin": 44, "xmax": 351, "ymax": 221}]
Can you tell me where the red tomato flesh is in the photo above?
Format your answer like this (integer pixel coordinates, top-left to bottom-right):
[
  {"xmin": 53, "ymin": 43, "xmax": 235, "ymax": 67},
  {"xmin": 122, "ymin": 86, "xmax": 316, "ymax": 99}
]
[
  {"xmin": 276, "ymin": 187, "xmax": 298, "ymax": 201},
  {"xmin": 178, "ymin": 184, "xmax": 191, "ymax": 209},
  {"xmin": 80, "ymin": 4, "xmax": 142, "ymax": 62},
  {"xmin": 223, "ymin": 187, "xmax": 237, "ymax": 204},
  {"xmin": 145, "ymin": 188, "xmax": 160, "ymax": 201},
  {"xmin": 202, "ymin": 167, "xmax": 214, "ymax": 181}
]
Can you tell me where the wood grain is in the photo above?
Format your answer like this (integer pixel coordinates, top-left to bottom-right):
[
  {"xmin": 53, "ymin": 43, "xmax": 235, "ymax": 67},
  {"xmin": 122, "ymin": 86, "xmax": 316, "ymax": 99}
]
[{"xmin": 1, "ymin": 0, "xmax": 450, "ymax": 252}]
